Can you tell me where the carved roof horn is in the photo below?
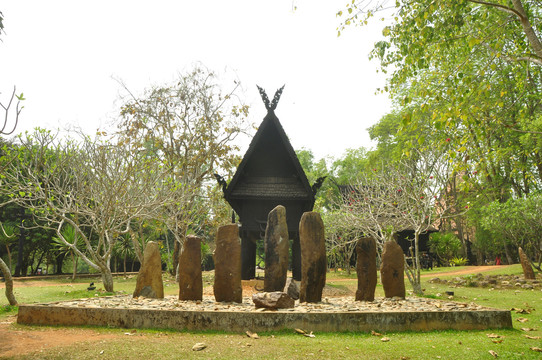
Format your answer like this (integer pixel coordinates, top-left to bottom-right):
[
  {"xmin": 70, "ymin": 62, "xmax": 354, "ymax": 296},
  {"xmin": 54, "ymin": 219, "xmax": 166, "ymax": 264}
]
[{"xmin": 256, "ymin": 85, "xmax": 285, "ymax": 111}]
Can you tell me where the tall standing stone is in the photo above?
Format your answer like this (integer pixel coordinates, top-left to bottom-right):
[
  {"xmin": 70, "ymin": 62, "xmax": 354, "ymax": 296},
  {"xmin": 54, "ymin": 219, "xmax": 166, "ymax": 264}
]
[
  {"xmin": 518, "ymin": 247, "xmax": 536, "ymax": 280},
  {"xmin": 213, "ymin": 224, "xmax": 242, "ymax": 303},
  {"xmin": 264, "ymin": 205, "xmax": 289, "ymax": 292},
  {"xmin": 178, "ymin": 236, "xmax": 203, "ymax": 301},
  {"xmin": 133, "ymin": 241, "xmax": 164, "ymax": 299},
  {"xmin": 356, "ymin": 237, "xmax": 377, "ymax": 301},
  {"xmin": 380, "ymin": 240, "xmax": 406, "ymax": 299},
  {"xmin": 299, "ymin": 211, "xmax": 326, "ymax": 303}
]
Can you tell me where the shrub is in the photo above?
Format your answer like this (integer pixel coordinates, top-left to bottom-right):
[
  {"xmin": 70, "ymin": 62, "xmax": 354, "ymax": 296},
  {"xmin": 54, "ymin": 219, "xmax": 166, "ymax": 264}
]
[{"xmin": 449, "ymin": 257, "xmax": 468, "ymax": 266}]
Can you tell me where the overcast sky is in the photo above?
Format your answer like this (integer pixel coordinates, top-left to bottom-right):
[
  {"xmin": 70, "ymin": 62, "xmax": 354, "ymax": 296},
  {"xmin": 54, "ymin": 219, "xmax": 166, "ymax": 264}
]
[{"xmin": 1, "ymin": 0, "xmax": 391, "ymax": 160}]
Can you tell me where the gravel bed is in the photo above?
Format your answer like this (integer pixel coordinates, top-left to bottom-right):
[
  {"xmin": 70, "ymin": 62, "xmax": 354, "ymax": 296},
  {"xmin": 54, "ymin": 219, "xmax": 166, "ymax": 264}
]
[{"xmin": 42, "ymin": 295, "xmax": 491, "ymax": 313}]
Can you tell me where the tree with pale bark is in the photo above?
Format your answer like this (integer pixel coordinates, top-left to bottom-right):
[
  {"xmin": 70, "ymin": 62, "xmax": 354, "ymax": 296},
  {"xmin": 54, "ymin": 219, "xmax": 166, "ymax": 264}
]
[
  {"xmin": 329, "ymin": 148, "xmax": 460, "ymax": 295},
  {"xmin": 0, "ymin": 130, "xmax": 172, "ymax": 292}
]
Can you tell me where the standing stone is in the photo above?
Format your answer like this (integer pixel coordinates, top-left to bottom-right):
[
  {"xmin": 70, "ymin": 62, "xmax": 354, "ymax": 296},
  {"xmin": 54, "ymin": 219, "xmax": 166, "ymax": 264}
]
[
  {"xmin": 518, "ymin": 247, "xmax": 536, "ymax": 280},
  {"xmin": 213, "ymin": 224, "xmax": 242, "ymax": 303},
  {"xmin": 299, "ymin": 211, "xmax": 326, "ymax": 303},
  {"xmin": 356, "ymin": 237, "xmax": 377, "ymax": 301},
  {"xmin": 178, "ymin": 236, "xmax": 203, "ymax": 301},
  {"xmin": 264, "ymin": 205, "xmax": 289, "ymax": 292},
  {"xmin": 380, "ymin": 240, "xmax": 406, "ymax": 299},
  {"xmin": 133, "ymin": 241, "xmax": 164, "ymax": 299}
]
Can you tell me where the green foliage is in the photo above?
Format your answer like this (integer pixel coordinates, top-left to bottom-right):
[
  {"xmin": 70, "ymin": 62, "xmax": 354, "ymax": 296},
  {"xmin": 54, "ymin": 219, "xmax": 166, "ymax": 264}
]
[
  {"xmin": 479, "ymin": 194, "xmax": 542, "ymax": 269},
  {"xmin": 428, "ymin": 232, "xmax": 462, "ymax": 265},
  {"xmin": 449, "ymin": 257, "xmax": 468, "ymax": 267}
]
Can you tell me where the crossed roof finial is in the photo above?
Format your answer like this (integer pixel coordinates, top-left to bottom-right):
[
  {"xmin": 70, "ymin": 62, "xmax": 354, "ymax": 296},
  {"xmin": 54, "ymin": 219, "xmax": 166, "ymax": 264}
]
[{"xmin": 256, "ymin": 85, "xmax": 285, "ymax": 111}]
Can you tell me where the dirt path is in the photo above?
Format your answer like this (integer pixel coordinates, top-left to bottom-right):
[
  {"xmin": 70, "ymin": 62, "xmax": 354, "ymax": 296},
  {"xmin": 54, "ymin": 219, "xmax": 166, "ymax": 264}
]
[
  {"xmin": 0, "ymin": 316, "xmax": 122, "ymax": 358},
  {"xmin": 419, "ymin": 264, "xmax": 512, "ymax": 278},
  {"xmin": 328, "ymin": 265, "xmax": 514, "ymax": 282}
]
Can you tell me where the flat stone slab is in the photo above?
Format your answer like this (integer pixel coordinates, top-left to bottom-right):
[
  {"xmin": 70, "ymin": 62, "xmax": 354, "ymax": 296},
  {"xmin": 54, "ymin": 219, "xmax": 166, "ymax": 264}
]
[{"xmin": 17, "ymin": 295, "xmax": 512, "ymax": 333}]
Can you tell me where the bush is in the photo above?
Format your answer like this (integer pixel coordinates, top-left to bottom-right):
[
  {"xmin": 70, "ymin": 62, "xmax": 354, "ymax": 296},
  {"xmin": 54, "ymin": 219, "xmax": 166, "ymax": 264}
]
[
  {"xmin": 429, "ymin": 232, "xmax": 462, "ymax": 265},
  {"xmin": 449, "ymin": 257, "xmax": 468, "ymax": 266}
]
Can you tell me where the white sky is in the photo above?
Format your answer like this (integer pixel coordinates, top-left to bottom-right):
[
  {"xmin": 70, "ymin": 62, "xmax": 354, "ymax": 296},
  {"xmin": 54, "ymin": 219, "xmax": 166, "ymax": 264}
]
[{"xmin": 0, "ymin": 0, "xmax": 391, "ymax": 160}]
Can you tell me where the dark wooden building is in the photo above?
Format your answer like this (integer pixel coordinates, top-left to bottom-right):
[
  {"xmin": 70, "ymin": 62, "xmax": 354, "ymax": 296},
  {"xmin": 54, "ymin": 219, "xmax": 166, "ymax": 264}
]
[{"xmin": 222, "ymin": 86, "xmax": 316, "ymax": 280}]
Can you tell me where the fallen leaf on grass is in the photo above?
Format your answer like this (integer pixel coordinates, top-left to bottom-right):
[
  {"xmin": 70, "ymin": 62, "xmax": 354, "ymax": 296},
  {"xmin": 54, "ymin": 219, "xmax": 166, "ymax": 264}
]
[
  {"xmin": 511, "ymin": 308, "xmax": 531, "ymax": 314},
  {"xmin": 295, "ymin": 328, "xmax": 306, "ymax": 334},
  {"xmin": 192, "ymin": 343, "xmax": 207, "ymax": 351},
  {"xmin": 525, "ymin": 335, "xmax": 542, "ymax": 340},
  {"xmin": 303, "ymin": 331, "xmax": 316, "ymax": 338},
  {"xmin": 381, "ymin": 337, "xmax": 390, "ymax": 342},
  {"xmin": 516, "ymin": 317, "xmax": 529, "ymax": 323},
  {"xmin": 487, "ymin": 334, "xmax": 504, "ymax": 339},
  {"xmin": 531, "ymin": 347, "xmax": 542, "ymax": 352},
  {"xmin": 521, "ymin": 328, "xmax": 537, "ymax": 332},
  {"xmin": 246, "ymin": 330, "xmax": 259, "ymax": 339},
  {"xmin": 371, "ymin": 330, "xmax": 382, "ymax": 336},
  {"xmin": 492, "ymin": 339, "xmax": 504, "ymax": 344},
  {"xmin": 488, "ymin": 350, "xmax": 498, "ymax": 358}
]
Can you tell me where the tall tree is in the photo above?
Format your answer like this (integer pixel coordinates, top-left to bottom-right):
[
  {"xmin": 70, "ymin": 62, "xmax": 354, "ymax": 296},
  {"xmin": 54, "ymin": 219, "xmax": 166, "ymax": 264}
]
[{"xmin": 117, "ymin": 66, "xmax": 251, "ymax": 277}]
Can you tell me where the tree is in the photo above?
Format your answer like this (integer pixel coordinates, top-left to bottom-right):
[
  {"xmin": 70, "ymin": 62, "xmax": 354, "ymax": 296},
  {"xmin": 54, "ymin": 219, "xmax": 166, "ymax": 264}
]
[
  {"xmin": 117, "ymin": 66, "xmax": 251, "ymax": 277},
  {"xmin": 0, "ymin": 222, "xmax": 17, "ymax": 305},
  {"xmin": 328, "ymin": 146, "xmax": 461, "ymax": 295},
  {"xmin": 0, "ymin": 222, "xmax": 17, "ymax": 272},
  {"xmin": 480, "ymin": 195, "xmax": 542, "ymax": 271},
  {"xmin": 0, "ymin": 130, "xmax": 172, "ymax": 291}
]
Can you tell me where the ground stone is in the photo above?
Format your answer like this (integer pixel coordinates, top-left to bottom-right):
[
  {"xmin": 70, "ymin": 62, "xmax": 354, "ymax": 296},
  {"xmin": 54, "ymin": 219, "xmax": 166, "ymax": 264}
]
[
  {"xmin": 264, "ymin": 205, "xmax": 289, "ymax": 292},
  {"xmin": 133, "ymin": 241, "xmax": 164, "ymax": 299},
  {"xmin": 356, "ymin": 237, "xmax": 377, "ymax": 301},
  {"xmin": 380, "ymin": 241, "xmax": 406, "ymax": 299},
  {"xmin": 213, "ymin": 224, "xmax": 243, "ymax": 303},
  {"xmin": 283, "ymin": 277, "xmax": 299, "ymax": 300},
  {"xmin": 299, "ymin": 212, "xmax": 326, "ymax": 303},
  {"xmin": 178, "ymin": 236, "xmax": 203, "ymax": 301},
  {"xmin": 252, "ymin": 292, "xmax": 294, "ymax": 309}
]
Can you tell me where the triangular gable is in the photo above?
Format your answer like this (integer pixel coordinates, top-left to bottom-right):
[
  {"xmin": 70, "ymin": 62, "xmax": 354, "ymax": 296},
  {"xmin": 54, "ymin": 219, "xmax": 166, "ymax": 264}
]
[{"xmin": 225, "ymin": 109, "xmax": 313, "ymax": 201}]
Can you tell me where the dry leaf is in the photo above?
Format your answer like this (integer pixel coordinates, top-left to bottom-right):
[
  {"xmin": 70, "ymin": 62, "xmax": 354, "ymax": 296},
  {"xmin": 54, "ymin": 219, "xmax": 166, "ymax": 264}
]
[
  {"xmin": 521, "ymin": 328, "xmax": 537, "ymax": 332},
  {"xmin": 517, "ymin": 317, "xmax": 529, "ymax": 323},
  {"xmin": 492, "ymin": 339, "xmax": 503, "ymax": 344},
  {"xmin": 371, "ymin": 330, "xmax": 382, "ymax": 336},
  {"xmin": 246, "ymin": 330, "xmax": 259, "ymax": 339},
  {"xmin": 512, "ymin": 308, "xmax": 531, "ymax": 314},
  {"xmin": 295, "ymin": 328, "xmax": 306, "ymax": 334},
  {"xmin": 488, "ymin": 350, "xmax": 498, "ymax": 358},
  {"xmin": 487, "ymin": 334, "xmax": 504, "ymax": 338},
  {"xmin": 531, "ymin": 347, "xmax": 542, "ymax": 352},
  {"xmin": 525, "ymin": 335, "xmax": 542, "ymax": 340},
  {"xmin": 303, "ymin": 331, "xmax": 316, "ymax": 338},
  {"xmin": 192, "ymin": 343, "xmax": 207, "ymax": 351},
  {"xmin": 381, "ymin": 337, "xmax": 391, "ymax": 342}
]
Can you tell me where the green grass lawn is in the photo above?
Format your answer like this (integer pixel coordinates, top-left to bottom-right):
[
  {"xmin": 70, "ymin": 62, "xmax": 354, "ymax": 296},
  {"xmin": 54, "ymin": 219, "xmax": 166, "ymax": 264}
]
[{"xmin": 2, "ymin": 266, "xmax": 542, "ymax": 359}]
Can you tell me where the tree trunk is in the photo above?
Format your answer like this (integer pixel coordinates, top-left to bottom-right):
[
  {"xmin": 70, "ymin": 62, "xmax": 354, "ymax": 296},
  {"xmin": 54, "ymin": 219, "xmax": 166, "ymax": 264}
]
[
  {"xmin": 14, "ymin": 226, "xmax": 24, "ymax": 277},
  {"xmin": 55, "ymin": 253, "xmax": 65, "ymax": 275},
  {"xmin": 101, "ymin": 267, "xmax": 114, "ymax": 292},
  {"xmin": 71, "ymin": 252, "xmax": 78, "ymax": 280},
  {"xmin": 123, "ymin": 253, "xmax": 127, "ymax": 277},
  {"xmin": 0, "ymin": 257, "xmax": 18, "ymax": 305},
  {"xmin": 5, "ymin": 245, "xmax": 12, "ymax": 272},
  {"xmin": 172, "ymin": 238, "xmax": 180, "ymax": 277}
]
